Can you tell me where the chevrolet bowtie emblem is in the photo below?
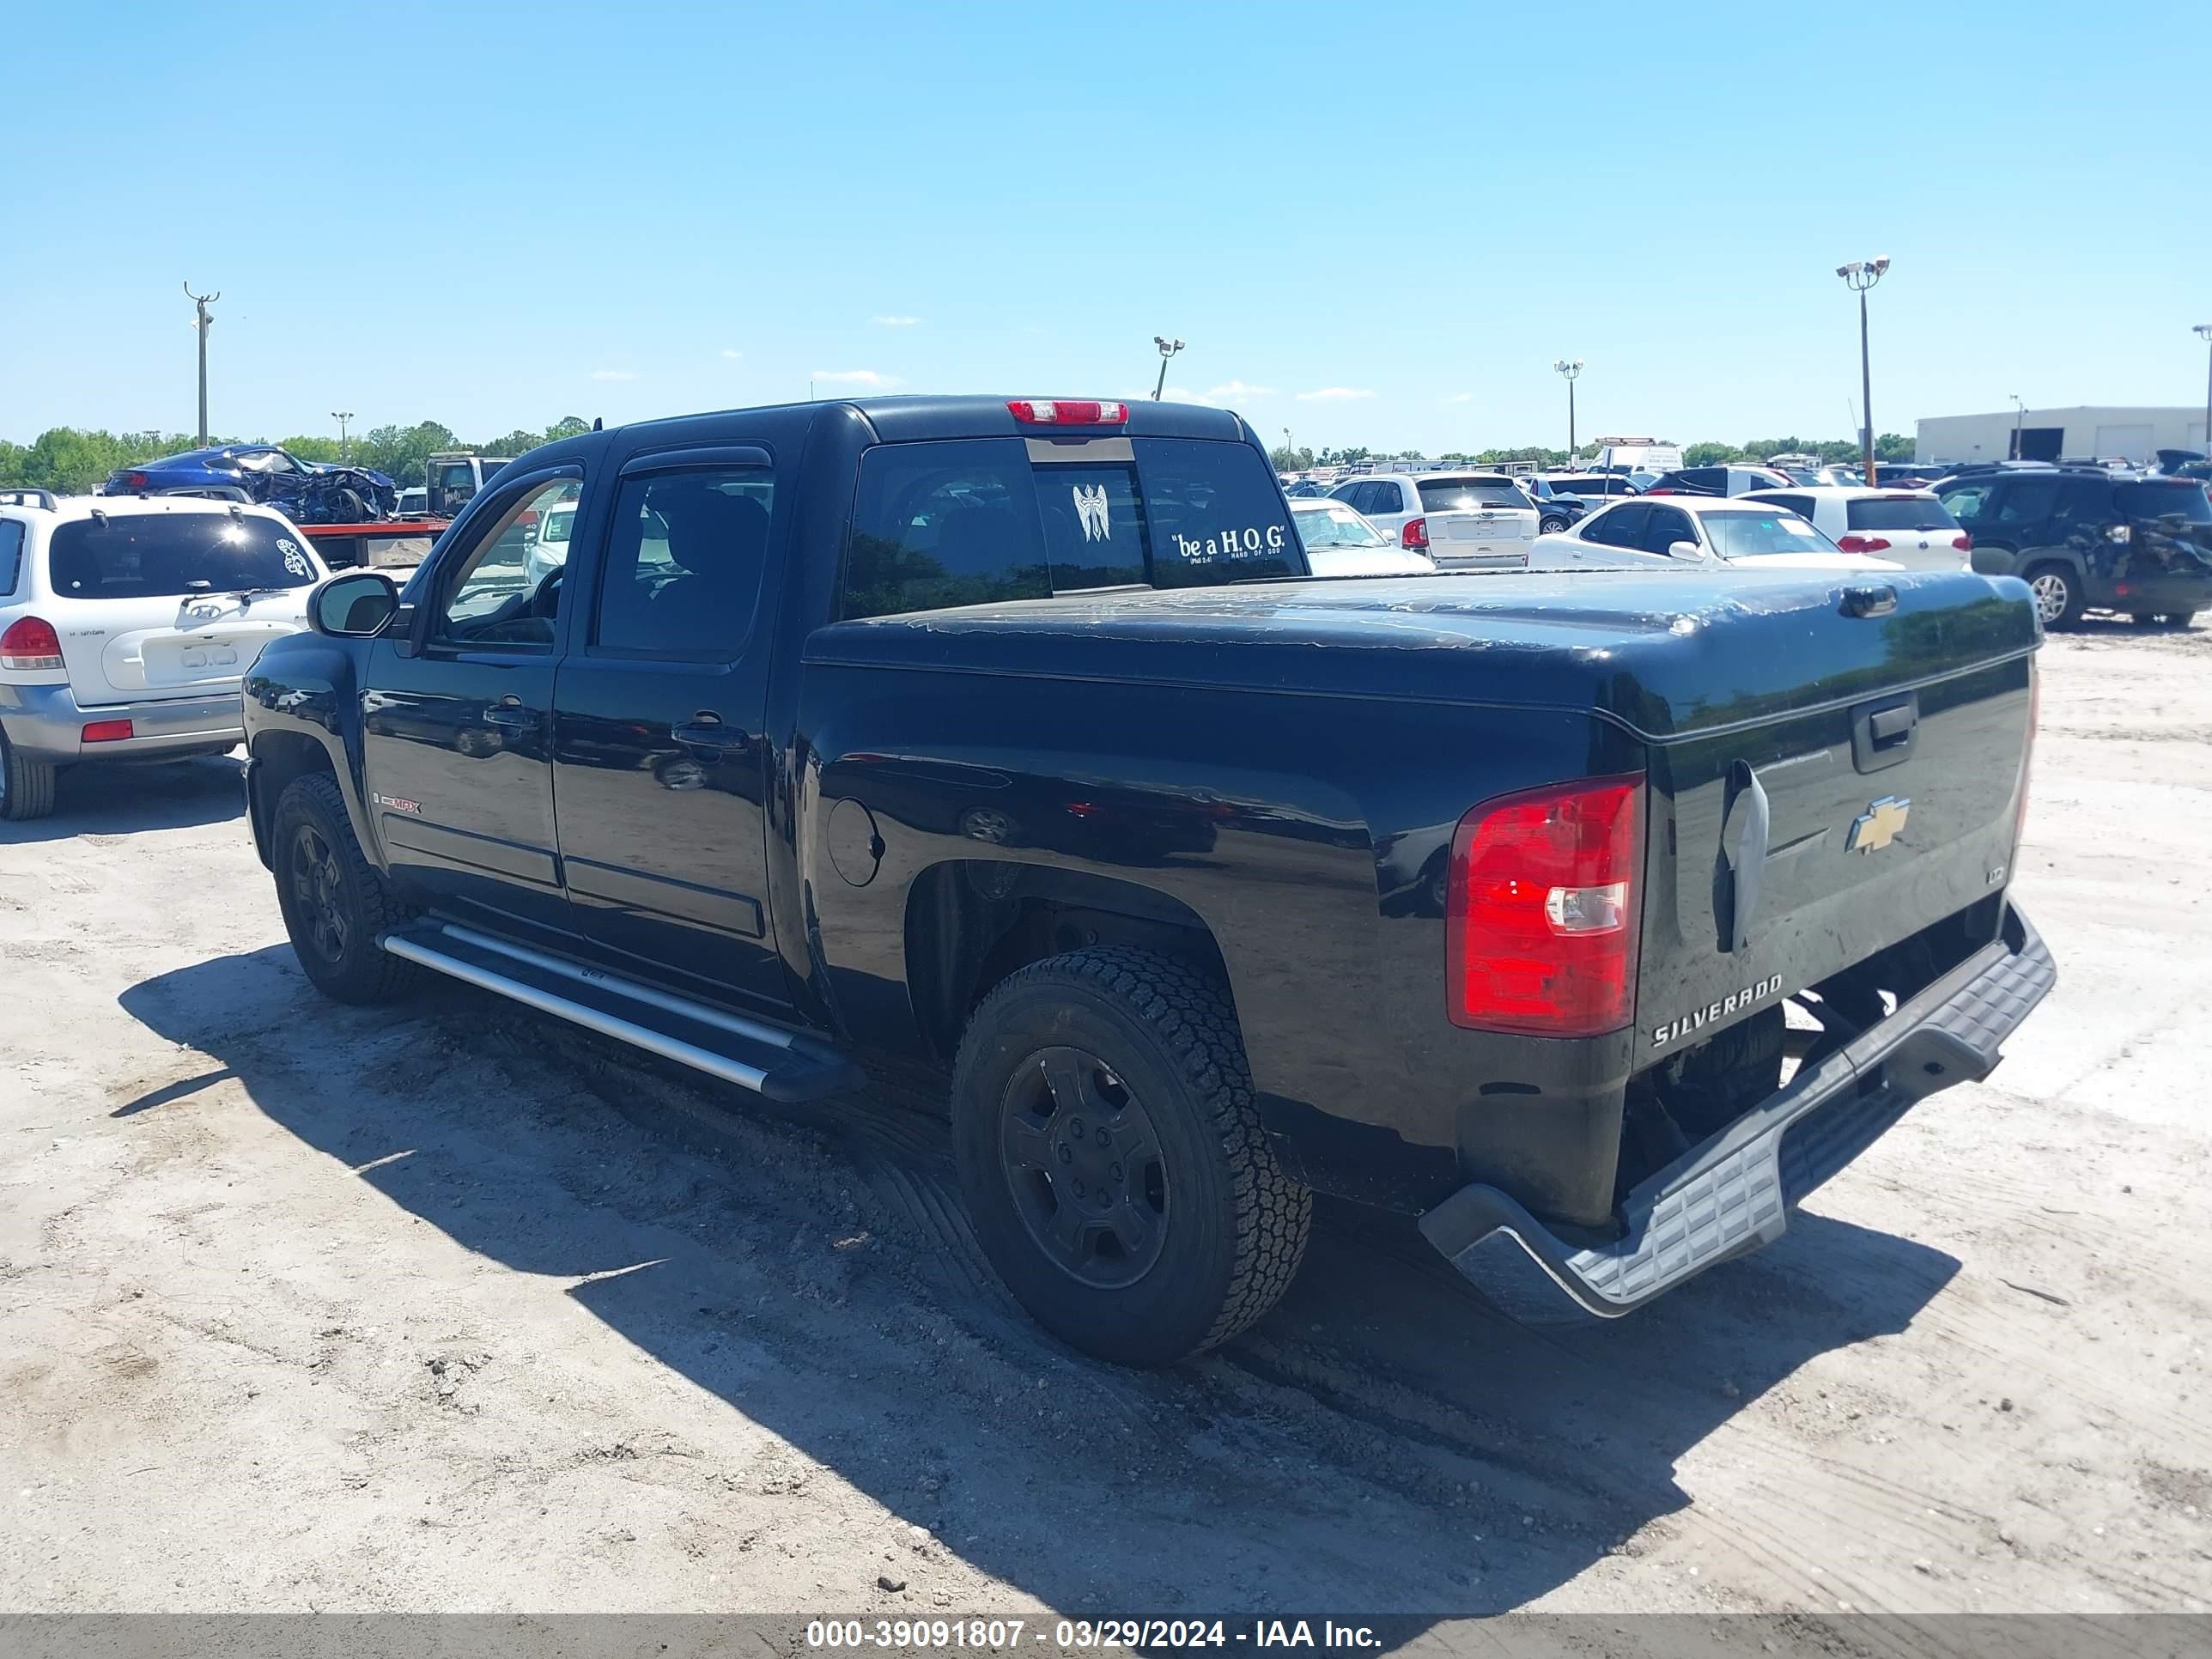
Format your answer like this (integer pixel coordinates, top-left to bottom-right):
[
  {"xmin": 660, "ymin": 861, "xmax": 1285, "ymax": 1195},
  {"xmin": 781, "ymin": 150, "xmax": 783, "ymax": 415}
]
[{"xmin": 1848, "ymin": 795, "xmax": 1911, "ymax": 853}]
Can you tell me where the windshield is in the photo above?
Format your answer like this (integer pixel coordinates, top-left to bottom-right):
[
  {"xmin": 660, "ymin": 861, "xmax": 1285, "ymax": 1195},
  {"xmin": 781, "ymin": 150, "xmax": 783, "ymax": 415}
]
[
  {"xmin": 1418, "ymin": 477, "xmax": 1525, "ymax": 511},
  {"xmin": 1702, "ymin": 510, "xmax": 1840, "ymax": 560},
  {"xmin": 49, "ymin": 514, "xmax": 319, "ymax": 599},
  {"xmin": 1846, "ymin": 496, "xmax": 1961, "ymax": 532},
  {"xmin": 2120, "ymin": 482, "xmax": 2212, "ymax": 525},
  {"xmin": 1292, "ymin": 502, "xmax": 1390, "ymax": 548},
  {"xmin": 538, "ymin": 505, "xmax": 575, "ymax": 545}
]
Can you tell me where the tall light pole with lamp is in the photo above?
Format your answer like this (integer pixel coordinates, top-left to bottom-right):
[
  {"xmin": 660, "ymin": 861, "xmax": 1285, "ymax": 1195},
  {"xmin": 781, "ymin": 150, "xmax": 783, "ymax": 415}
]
[
  {"xmin": 1152, "ymin": 336, "xmax": 1185, "ymax": 401},
  {"xmin": 2009, "ymin": 393, "xmax": 2026, "ymax": 460},
  {"xmin": 2195, "ymin": 325, "xmax": 2212, "ymax": 456},
  {"xmin": 1553, "ymin": 359, "xmax": 1583, "ymax": 459},
  {"xmin": 1835, "ymin": 256, "xmax": 1889, "ymax": 486},
  {"xmin": 331, "ymin": 410, "xmax": 355, "ymax": 461}
]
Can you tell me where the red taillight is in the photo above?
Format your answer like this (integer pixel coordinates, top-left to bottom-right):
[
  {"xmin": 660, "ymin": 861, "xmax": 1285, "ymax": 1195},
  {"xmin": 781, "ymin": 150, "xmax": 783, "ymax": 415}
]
[
  {"xmin": 1006, "ymin": 399, "xmax": 1127, "ymax": 425},
  {"xmin": 2014, "ymin": 660, "xmax": 2039, "ymax": 850},
  {"xmin": 1954, "ymin": 532, "xmax": 1973, "ymax": 552},
  {"xmin": 0, "ymin": 615, "xmax": 64, "ymax": 671},
  {"xmin": 82, "ymin": 720, "xmax": 135, "ymax": 743},
  {"xmin": 125, "ymin": 471, "xmax": 149, "ymax": 491},
  {"xmin": 1401, "ymin": 516, "xmax": 1429, "ymax": 550},
  {"xmin": 1837, "ymin": 534, "xmax": 1893, "ymax": 554},
  {"xmin": 1446, "ymin": 775, "xmax": 1644, "ymax": 1037}
]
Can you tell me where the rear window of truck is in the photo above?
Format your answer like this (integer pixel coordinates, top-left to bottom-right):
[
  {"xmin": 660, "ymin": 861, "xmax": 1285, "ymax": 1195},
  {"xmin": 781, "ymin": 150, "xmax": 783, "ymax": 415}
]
[
  {"xmin": 47, "ymin": 514, "xmax": 318, "ymax": 599},
  {"xmin": 840, "ymin": 435, "xmax": 1300, "ymax": 619}
]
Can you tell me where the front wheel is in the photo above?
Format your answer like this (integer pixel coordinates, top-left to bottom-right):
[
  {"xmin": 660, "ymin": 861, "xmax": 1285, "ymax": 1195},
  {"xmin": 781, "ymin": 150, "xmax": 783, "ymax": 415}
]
[
  {"xmin": 951, "ymin": 947, "xmax": 1311, "ymax": 1367},
  {"xmin": 2024, "ymin": 563, "xmax": 2085, "ymax": 629},
  {"xmin": 271, "ymin": 773, "xmax": 420, "ymax": 1004},
  {"xmin": 1540, "ymin": 514, "xmax": 1570, "ymax": 534}
]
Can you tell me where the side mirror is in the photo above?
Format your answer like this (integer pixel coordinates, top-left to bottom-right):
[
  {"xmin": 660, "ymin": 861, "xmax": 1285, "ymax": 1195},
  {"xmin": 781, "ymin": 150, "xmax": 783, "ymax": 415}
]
[
  {"xmin": 310, "ymin": 570, "xmax": 401, "ymax": 638},
  {"xmin": 1668, "ymin": 540, "xmax": 1704, "ymax": 560}
]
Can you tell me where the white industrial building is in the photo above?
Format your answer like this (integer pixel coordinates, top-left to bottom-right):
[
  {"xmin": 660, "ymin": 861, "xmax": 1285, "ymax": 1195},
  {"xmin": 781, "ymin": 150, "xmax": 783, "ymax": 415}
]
[{"xmin": 1916, "ymin": 405, "xmax": 2208, "ymax": 465}]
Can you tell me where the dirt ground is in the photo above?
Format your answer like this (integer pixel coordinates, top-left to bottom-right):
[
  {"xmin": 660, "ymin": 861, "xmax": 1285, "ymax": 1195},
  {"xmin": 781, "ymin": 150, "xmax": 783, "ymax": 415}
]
[{"xmin": 3, "ymin": 622, "xmax": 2209, "ymax": 1628}]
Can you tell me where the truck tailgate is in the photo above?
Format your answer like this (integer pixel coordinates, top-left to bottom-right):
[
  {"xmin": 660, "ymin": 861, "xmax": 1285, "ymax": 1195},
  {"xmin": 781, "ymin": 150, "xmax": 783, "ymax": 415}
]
[{"xmin": 1634, "ymin": 581, "xmax": 2036, "ymax": 1065}]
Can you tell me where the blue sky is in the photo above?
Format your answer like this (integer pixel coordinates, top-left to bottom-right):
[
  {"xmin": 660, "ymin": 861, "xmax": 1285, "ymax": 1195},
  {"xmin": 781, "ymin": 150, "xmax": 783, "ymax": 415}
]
[{"xmin": 7, "ymin": 0, "xmax": 2209, "ymax": 453}]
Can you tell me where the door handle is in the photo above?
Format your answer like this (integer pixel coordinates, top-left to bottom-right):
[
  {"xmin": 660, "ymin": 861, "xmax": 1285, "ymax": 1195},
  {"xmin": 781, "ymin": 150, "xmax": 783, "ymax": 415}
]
[
  {"xmin": 671, "ymin": 713, "xmax": 738, "ymax": 749},
  {"xmin": 483, "ymin": 696, "xmax": 533, "ymax": 728}
]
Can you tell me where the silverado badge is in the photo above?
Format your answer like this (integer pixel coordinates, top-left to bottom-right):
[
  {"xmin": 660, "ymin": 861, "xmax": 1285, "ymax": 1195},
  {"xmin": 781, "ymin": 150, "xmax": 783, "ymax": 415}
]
[{"xmin": 1847, "ymin": 795, "xmax": 1911, "ymax": 854}]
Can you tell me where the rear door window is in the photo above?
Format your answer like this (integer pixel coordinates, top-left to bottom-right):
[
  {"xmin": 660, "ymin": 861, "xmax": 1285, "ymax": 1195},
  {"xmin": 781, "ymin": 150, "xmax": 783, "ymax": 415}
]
[
  {"xmin": 1993, "ymin": 478, "xmax": 2061, "ymax": 526},
  {"xmin": 0, "ymin": 520, "xmax": 22, "ymax": 595},
  {"xmin": 593, "ymin": 469, "xmax": 773, "ymax": 658},
  {"xmin": 46, "ymin": 513, "xmax": 319, "ymax": 600}
]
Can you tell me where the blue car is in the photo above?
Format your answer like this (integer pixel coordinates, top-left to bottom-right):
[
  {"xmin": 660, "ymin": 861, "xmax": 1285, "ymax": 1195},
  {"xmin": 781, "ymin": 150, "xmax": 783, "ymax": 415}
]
[{"xmin": 101, "ymin": 444, "xmax": 397, "ymax": 525}]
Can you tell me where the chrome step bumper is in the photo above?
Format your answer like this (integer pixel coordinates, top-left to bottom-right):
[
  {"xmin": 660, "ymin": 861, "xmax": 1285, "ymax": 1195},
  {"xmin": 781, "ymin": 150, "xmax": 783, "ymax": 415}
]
[{"xmin": 1419, "ymin": 906, "xmax": 2057, "ymax": 1323}]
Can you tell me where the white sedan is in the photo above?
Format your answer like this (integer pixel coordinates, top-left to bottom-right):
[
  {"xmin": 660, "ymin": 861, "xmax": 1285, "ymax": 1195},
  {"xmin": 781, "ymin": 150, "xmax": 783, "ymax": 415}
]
[
  {"xmin": 1288, "ymin": 499, "xmax": 1436, "ymax": 577},
  {"xmin": 1528, "ymin": 496, "xmax": 1904, "ymax": 572}
]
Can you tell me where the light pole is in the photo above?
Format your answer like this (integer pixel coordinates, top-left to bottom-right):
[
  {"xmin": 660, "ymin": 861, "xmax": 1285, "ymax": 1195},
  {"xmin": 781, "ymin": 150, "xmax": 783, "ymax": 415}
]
[
  {"xmin": 331, "ymin": 410, "xmax": 355, "ymax": 461},
  {"xmin": 1553, "ymin": 359, "xmax": 1583, "ymax": 459},
  {"xmin": 1152, "ymin": 336, "xmax": 1184, "ymax": 401},
  {"xmin": 2195, "ymin": 325, "xmax": 2212, "ymax": 456},
  {"xmin": 1282, "ymin": 427, "xmax": 1294, "ymax": 471},
  {"xmin": 2009, "ymin": 393, "xmax": 2026, "ymax": 460},
  {"xmin": 1835, "ymin": 257, "xmax": 1889, "ymax": 486},
  {"xmin": 184, "ymin": 281, "xmax": 219, "ymax": 447}
]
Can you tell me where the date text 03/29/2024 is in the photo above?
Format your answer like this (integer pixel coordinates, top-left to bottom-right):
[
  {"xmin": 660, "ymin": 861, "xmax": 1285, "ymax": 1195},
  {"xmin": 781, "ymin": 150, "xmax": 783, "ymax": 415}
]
[{"xmin": 803, "ymin": 1618, "xmax": 1383, "ymax": 1651}]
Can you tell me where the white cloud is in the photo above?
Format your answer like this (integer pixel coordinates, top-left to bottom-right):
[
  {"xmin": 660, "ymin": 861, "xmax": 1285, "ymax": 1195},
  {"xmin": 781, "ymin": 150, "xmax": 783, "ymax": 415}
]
[
  {"xmin": 591, "ymin": 369, "xmax": 639, "ymax": 382},
  {"xmin": 1206, "ymin": 380, "xmax": 1275, "ymax": 401},
  {"xmin": 812, "ymin": 368, "xmax": 903, "ymax": 389},
  {"xmin": 871, "ymin": 315, "xmax": 921, "ymax": 327},
  {"xmin": 1297, "ymin": 386, "xmax": 1374, "ymax": 402},
  {"xmin": 1444, "ymin": 392, "xmax": 1473, "ymax": 404},
  {"xmin": 720, "ymin": 349, "xmax": 744, "ymax": 360}
]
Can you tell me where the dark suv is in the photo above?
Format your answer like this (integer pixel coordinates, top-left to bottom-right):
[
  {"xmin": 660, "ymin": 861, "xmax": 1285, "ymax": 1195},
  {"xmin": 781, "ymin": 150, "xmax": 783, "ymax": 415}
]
[{"xmin": 1934, "ymin": 468, "xmax": 2212, "ymax": 629}]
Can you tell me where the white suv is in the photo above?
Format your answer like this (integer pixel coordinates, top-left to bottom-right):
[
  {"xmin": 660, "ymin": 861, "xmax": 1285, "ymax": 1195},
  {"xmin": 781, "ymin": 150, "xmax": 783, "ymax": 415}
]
[
  {"xmin": 0, "ymin": 491, "xmax": 327, "ymax": 819},
  {"xmin": 1328, "ymin": 471, "xmax": 1538, "ymax": 568}
]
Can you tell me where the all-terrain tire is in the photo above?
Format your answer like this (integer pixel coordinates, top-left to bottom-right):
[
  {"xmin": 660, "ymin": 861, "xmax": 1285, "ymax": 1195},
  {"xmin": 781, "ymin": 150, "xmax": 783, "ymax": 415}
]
[
  {"xmin": 0, "ymin": 729, "xmax": 58, "ymax": 821},
  {"xmin": 271, "ymin": 772, "xmax": 421, "ymax": 1004},
  {"xmin": 2023, "ymin": 562, "xmax": 2085, "ymax": 630},
  {"xmin": 951, "ymin": 946, "xmax": 1310, "ymax": 1367}
]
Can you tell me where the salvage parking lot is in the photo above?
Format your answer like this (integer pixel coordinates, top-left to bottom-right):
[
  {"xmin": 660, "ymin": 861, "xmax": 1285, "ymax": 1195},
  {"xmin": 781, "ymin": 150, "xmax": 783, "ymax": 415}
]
[{"xmin": 2, "ymin": 624, "xmax": 2209, "ymax": 1619}]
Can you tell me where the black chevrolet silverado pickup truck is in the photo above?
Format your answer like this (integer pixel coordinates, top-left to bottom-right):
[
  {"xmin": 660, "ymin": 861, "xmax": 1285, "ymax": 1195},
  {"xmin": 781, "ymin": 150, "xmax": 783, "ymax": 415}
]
[{"xmin": 242, "ymin": 395, "xmax": 2056, "ymax": 1367}]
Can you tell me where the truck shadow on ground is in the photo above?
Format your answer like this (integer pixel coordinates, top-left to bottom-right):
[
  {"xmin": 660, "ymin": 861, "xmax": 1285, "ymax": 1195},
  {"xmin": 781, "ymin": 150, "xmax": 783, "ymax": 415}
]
[
  {"xmin": 0, "ymin": 752, "xmax": 244, "ymax": 845},
  {"xmin": 121, "ymin": 945, "xmax": 1960, "ymax": 1624}
]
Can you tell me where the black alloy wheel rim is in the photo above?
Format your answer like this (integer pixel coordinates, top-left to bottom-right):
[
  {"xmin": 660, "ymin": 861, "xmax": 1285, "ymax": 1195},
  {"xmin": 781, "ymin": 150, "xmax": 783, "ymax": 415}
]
[
  {"xmin": 289, "ymin": 823, "xmax": 349, "ymax": 963},
  {"xmin": 998, "ymin": 1046, "xmax": 1170, "ymax": 1288}
]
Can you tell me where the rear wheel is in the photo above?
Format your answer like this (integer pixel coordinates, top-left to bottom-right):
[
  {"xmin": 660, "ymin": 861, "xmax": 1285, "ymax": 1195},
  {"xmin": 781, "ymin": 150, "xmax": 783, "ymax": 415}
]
[
  {"xmin": 1540, "ymin": 514, "xmax": 1570, "ymax": 534},
  {"xmin": 328, "ymin": 488, "xmax": 369, "ymax": 522},
  {"xmin": 951, "ymin": 947, "xmax": 1310, "ymax": 1367},
  {"xmin": 271, "ymin": 773, "xmax": 419, "ymax": 1003},
  {"xmin": 0, "ymin": 729, "xmax": 58, "ymax": 822},
  {"xmin": 2024, "ymin": 563, "xmax": 2084, "ymax": 629}
]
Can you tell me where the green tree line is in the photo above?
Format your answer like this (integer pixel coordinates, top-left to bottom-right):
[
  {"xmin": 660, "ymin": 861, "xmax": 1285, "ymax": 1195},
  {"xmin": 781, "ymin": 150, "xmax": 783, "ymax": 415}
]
[
  {"xmin": 1268, "ymin": 434, "xmax": 1913, "ymax": 473},
  {"xmin": 0, "ymin": 416, "xmax": 594, "ymax": 496}
]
